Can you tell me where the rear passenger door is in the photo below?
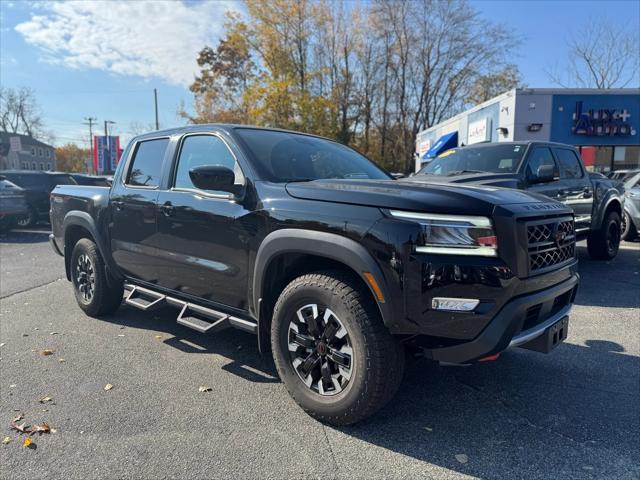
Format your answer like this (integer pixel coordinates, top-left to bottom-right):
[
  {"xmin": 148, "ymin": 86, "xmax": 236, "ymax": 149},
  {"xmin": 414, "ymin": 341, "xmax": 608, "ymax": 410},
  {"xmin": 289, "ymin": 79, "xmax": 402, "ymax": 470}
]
[
  {"xmin": 552, "ymin": 147, "xmax": 593, "ymax": 232},
  {"xmin": 523, "ymin": 146, "xmax": 563, "ymax": 201},
  {"xmin": 154, "ymin": 133, "xmax": 252, "ymax": 310},
  {"xmin": 110, "ymin": 137, "xmax": 169, "ymax": 282}
]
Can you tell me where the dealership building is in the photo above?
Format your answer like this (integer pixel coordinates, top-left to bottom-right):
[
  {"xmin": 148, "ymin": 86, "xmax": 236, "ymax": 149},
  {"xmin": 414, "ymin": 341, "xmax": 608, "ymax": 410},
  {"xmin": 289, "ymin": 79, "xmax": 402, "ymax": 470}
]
[{"xmin": 415, "ymin": 88, "xmax": 640, "ymax": 173}]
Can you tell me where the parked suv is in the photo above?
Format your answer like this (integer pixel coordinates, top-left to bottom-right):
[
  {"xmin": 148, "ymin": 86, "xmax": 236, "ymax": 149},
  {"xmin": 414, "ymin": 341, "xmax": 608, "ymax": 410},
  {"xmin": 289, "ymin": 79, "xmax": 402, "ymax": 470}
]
[
  {"xmin": 0, "ymin": 171, "xmax": 77, "ymax": 227},
  {"xmin": 0, "ymin": 176, "xmax": 29, "ymax": 231},
  {"xmin": 414, "ymin": 142, "xmax": 625, "ymax": 259},
  {"xmin": 50, "ymin": 126, "xmax": 579, "ymax": 424}
]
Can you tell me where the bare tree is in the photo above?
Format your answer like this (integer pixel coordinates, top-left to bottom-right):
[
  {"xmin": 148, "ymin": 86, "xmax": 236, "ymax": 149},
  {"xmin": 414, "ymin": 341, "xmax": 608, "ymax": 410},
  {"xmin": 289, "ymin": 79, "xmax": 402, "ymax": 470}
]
[
  {"xmin": 549, "ymin": 18, "xmax": 640, "ymax": 88},
  {"xmin": 0, "ymin": 87, "xmax": 44, "ymax": 137}
]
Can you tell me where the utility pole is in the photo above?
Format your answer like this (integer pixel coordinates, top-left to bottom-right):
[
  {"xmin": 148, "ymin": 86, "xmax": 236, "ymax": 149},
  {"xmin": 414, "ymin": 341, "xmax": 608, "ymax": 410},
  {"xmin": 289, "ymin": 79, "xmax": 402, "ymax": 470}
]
[
  {"xmin": 154, "ymin": 88, "xmax": 159, "ymax": 130},
  {"xmin": 83, "ymin": 117, "xmax": 97, "ymax": 174}
]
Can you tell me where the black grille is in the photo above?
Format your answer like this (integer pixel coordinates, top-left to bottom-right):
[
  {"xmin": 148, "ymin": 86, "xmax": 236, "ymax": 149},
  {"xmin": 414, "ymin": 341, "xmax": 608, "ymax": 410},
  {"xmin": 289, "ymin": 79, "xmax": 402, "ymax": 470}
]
[{"xmin": 526, "ymin": 217, "xmax": 576, "ymax": 274}]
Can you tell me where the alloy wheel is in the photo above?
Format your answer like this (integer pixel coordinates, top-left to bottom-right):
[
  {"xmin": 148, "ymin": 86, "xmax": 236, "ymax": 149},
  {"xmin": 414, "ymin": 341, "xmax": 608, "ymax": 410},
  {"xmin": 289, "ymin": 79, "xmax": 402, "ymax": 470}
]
[
  {"xmin": 74, "ymin": 253, "xmax": 95, "ymax": 302},
  {"xmin": 287, "ymin": 304, "xmax": 353, "ymax": 396}
]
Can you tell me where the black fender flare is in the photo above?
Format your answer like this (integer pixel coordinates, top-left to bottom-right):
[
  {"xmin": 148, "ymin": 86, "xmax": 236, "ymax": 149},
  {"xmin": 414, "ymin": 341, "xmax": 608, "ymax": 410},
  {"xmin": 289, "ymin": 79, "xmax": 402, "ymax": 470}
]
[
  {"xmin": 252, "ymin": 229, "xmax": 395, "ymax": 351},
  {"xmin": 593, "ymin": 192, "xmax": 623, "ymax": 230},
  {"xmin": 62, "ymin": 211, "xmax": 122, "ymax": 283}
]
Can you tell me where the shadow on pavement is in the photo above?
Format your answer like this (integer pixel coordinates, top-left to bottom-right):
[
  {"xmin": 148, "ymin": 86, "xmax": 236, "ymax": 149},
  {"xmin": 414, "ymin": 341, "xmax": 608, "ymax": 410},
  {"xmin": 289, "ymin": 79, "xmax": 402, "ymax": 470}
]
[
  {"xmin": 0, "ymin": 225, "xmax": 51, "ymax": 244},
  {"xmin": 338, "ymin": 340, "xmax": 639, "ymax": 478},
  {"xmin": 101, "ymin": 304, "xmax": 279, "ymax": 383},
  {"xmin": 574, "ymin": 244, "xmax": 640, "ymax": 308}
]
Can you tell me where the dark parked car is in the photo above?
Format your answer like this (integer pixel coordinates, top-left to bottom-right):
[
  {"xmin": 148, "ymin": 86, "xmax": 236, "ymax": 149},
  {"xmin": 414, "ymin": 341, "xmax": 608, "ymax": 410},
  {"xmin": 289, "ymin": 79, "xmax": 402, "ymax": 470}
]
[
  {"xmin": 70, "ymin": 174, "xmax": 112, "ymax": 187},
  {"xmin": 621, "ymin": 171, "xmax": 640, "ymax": 241},
  {"xmin": 0, "ymin": 176, "xmax": 29, "ymax": 231},
  {"xmin": 0, "ymin": 171, "xmax": 77, "ymax": 227},
  {"xmin": 50, "ymin": 125, "xmax": 578, "ymax": 425},
  {"xmin": 413, "ymin": 142, "xmax": 625, "ymax": 260}
]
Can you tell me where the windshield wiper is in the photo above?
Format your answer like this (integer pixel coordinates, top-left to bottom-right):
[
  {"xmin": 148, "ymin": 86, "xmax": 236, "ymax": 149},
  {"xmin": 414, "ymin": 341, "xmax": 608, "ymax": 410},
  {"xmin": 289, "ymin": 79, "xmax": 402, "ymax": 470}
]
[
  {"xmin": 446, "ymin": 169, "xmax": 485, "ymax": 176},
  {"xmin": 283, "ymin": 178, "xmax": 316, "ymax": 183}
]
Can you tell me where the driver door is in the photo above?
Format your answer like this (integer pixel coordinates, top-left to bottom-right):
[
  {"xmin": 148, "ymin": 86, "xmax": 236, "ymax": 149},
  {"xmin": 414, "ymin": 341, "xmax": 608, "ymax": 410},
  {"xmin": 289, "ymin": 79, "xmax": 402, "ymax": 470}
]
[
  {"xmin": 154, "ymin": 133, "xmax": 252, "ymax": 310},
  {"xmin": 524, "ymin": 146, "xmax": 564, "ymax": 202}
]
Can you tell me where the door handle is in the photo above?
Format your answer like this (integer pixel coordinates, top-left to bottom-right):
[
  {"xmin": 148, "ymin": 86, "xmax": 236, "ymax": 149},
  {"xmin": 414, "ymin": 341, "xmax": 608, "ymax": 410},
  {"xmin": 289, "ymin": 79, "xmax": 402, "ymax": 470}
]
[
  {"xmin": 557, "ymin": 190, "xmax": 566, "ymax": 197},
  {"xmin": 160, "ymin": 202, "xmax": 175, "ymax": 216},
  {"xmin": 583, "ymin": 187, "xmax": 593, "ymax": 198},
  {"xmin": 112, "ymin": 201, "xmax": 124, "ymax": 211}
]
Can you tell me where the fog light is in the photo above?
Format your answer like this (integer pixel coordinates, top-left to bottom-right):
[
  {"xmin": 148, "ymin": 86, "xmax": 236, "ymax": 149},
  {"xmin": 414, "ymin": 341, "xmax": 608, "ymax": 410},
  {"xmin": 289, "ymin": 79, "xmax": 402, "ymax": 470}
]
[{"xmin": 432, "ymin": 297, "xmax": 479, "ymax": 312}]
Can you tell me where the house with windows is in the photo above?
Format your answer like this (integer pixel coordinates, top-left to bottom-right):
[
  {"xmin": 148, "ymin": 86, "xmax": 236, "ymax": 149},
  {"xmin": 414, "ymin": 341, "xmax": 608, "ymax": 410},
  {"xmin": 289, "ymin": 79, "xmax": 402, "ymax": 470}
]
[{"xmin": 0, "ymin": 131, "xmax": 56, "ymax": 171}]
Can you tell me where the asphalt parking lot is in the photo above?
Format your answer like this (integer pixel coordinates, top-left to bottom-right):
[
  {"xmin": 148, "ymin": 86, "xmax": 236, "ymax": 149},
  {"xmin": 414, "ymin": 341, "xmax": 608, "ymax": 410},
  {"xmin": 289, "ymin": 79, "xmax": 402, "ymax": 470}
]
[{"xmin": 0, "ymin": 226, "xmax": 638, "ymax": 479}]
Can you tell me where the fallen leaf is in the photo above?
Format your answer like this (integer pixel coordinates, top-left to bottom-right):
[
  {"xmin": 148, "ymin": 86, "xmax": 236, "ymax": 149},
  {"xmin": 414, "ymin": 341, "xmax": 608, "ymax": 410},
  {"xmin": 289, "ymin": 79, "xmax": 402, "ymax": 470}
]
[
  {"xmin": 22, "ymin": 333, "xmax": 28, "ymax": 337},
  {"xmin": 155, "ymin": 335, "xmax": 162, "ymax": 339},
  {"xmin": 117, "ymin": 334, "xmax": 125, "ymax": 337},
  {"xmin": 2, "ymin": 437, "xmax": 10, "ymax": 445},
  {"xmin": 10, "ymin": 422, "xmax": 29, "ymax": 434},
  {"xmin": 50, "ymin": 428, "xmax": 57, "ymax": 433},
  {"xmin": 455, "ymin": 454, "xmax": 468, "ymax": 464},
  {"xmin": 104, "ymin": 384, "xmax": 113, "ymax": 391},
  {"xmin": 424, "ymin": 427, "xmax": 433, "ymax": 432},
  {"xmin": 58, "ymin": 358, "xmax": 66, "ymax": 363},
  {"xmin": 50, "ymin": 332, "xmax": 58, "ymax": 335},
  {"xmin": 30, "ymin": 423, "xmax": 50, "ymax": 435},
  {"xmin": 198, "ymin": 386, "xmax": 212, "ymax": 393},
  {"xmin": 23, "ymin": 437, "xmax": 33, "ymax": 448},
  {"xmin": 119, "ymin": 326, "xmax": 125, "ymax": 329},
  {"xmin": 9, "ymin": 385, "xmax": 16, "ymax": 388},
  {"xmin": 39, "ymin": 396, "xmax": 53, "ymax": 403},
  {"xmin": 0, "ymin": 343, "xmax": 5, "ymax": 347},
  {"xmin": 41, "ymin": 349, "xmax": 54, "ymax": 356},
  {"xmin": 12, "ymin": 414, "xmax": 23, "ymax": 422}
]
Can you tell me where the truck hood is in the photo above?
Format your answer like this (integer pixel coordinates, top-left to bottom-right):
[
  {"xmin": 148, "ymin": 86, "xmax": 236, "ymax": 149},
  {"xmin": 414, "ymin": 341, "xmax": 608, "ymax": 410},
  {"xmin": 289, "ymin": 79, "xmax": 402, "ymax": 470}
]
[
  {"xmin": 408, "ymin": 172, "xmax": 521, "ymax": 189},
  {"xmin": 285, "ymin": 179, "xmax": 555, "ymax": 216}
]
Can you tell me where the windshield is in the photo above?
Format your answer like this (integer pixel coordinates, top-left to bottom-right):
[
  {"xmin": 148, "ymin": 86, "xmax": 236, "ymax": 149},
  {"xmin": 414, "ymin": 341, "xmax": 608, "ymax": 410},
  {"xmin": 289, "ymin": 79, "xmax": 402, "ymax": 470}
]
[
  {"xmin": 419, "ymin": 144, "xmax": 526, "ymax": 176},
  {"xmin": 235, "ymin": 128, "xmax": 391, "ymax": 182}
]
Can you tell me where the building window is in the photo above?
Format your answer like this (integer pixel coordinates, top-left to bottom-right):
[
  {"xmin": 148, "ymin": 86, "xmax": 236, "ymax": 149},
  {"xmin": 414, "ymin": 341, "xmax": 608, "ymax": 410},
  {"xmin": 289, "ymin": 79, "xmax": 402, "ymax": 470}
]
[
  {"xmin": 46, "ymin": 149, "xmax": 51, "ymax": 158},
  {"xmin": 39, "ymin": 162, "xmax": 44, "ymax": 170},
  {"xmin": 47, "ymin": 163, "xmax": 52, "ymax": 170},
  {"xmin": 38, "ymin": 148, "xmax": 43, "ymax": 157},
  {"xmin": 32, "ymin": 162, "xmax": 37, "ymax": 170},
  {"xmin": 31, "ymin": 147, "xmax": 36, "ymax": 156},
  {"xmin": 22, "ymin": 162, "xmax": 28, "ymax": 169}
]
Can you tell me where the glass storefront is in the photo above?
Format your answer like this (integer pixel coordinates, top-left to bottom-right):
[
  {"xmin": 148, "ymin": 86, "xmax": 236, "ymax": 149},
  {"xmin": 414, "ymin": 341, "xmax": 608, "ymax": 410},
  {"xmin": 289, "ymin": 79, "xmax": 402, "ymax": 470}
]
[{"xmin": 578, "ymin": 145, "xmax": 640, "ymax": 174}]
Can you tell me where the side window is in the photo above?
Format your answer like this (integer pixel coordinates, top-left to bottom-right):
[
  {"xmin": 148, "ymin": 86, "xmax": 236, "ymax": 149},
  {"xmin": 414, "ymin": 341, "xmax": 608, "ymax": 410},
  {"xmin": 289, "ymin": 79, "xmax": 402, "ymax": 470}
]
[
  {"xmin": 174, "ymin": 135, "xmax": 243, "ymax": 193},
  {"xmin": 126, "ymin": 138, "xmax": 169, "ymax": 187},
  {"xmin": 554, "ymin": 148, "xmax": 584, "ymax": 179},
  {"xmin": 526, "ymin": 147, "xmax": 557, "ymax": 179}
]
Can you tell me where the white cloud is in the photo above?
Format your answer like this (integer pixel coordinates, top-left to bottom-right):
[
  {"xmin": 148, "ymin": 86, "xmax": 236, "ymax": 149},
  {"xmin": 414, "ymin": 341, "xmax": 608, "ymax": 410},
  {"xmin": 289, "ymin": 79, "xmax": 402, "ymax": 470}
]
[{"xmin": 15, "ymin": 0, "xmax": 238, "ymax": 86}]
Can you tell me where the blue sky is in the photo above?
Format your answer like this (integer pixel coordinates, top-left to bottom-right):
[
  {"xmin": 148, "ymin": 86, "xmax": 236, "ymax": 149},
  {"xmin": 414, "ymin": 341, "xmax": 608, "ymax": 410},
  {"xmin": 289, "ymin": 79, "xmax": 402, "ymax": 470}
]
[{"xmin": 1, "ymin": 0, "xmax": 638, "ymax": 147}]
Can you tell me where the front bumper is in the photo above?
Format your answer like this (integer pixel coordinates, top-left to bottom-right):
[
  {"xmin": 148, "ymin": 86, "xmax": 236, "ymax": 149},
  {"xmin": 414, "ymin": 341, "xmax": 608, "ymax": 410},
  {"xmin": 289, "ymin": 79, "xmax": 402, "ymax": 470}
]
[{"xmin": 425, "ymin": 273, "xmax": 579, "ymax": 364}]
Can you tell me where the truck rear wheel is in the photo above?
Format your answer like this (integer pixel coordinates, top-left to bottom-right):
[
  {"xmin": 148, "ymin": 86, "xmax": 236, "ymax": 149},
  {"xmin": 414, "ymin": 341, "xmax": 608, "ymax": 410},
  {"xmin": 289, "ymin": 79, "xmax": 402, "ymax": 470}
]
[
  {"xmin": 271, "ymin": 271, "xmax": 404, "ymax": 425},
  {"xmin": 70, "ymin": 238, "xmax": 123, "ymax": 317},
  {"xmin": 587, "ymin": 211, "xmax": 621, "ymax": 260}
]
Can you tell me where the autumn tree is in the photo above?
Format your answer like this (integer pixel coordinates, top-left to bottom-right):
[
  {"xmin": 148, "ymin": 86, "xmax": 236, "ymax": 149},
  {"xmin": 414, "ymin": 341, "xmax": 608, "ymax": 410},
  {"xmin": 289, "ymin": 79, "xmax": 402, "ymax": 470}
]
[
  {"xmin": 466, "ymin": 64, "xmax": 523, "ymax": 106},
  {"xmin": 55, "ymin": 143, "xmax": 90, "ymax": 173}
]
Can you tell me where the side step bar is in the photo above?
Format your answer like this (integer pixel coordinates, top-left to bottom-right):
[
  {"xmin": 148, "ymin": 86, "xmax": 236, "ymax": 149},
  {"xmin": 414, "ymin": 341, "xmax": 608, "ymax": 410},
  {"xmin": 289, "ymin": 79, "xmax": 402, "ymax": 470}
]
[{"xmin": 123, "ymin": 283, "xmax": 257, "ymax": 335}]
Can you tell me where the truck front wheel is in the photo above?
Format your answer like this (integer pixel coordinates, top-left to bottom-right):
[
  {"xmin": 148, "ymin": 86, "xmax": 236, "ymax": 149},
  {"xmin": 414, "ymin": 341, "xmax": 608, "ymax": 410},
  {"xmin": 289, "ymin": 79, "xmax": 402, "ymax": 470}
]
[
  {"xmin": 271, "ymin": 271, "xmax": 404, "ymax": 425},
  {"xmin": 587, "ymin": 211, "xmax": 621, "ymax": 260},
  {"xmin": 70, "ymin": 238, "xmax": 123, "ymax": 317}
]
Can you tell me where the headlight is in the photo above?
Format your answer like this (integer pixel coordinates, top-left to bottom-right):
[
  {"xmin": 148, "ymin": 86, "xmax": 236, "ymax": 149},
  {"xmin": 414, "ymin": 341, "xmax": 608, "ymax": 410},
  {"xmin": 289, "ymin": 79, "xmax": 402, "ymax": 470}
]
[{"xmin": 388, "ymin": 210, "xmax": 498, "ymax": 257}]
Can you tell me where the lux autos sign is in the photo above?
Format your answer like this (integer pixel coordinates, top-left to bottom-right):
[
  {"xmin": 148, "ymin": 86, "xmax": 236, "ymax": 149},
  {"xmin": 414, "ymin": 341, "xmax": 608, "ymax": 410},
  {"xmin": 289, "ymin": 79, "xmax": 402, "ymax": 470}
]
[{"xmin": 572, "ymin": 101, "xmax": 636, "ymax": 136}]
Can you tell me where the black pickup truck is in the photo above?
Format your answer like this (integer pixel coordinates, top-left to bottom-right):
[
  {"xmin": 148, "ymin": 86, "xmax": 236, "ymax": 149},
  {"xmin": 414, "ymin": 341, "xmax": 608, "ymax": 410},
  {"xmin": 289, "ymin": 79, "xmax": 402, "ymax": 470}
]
[
  {"xmin": 414, "ymin": 142, "xmax": 625, "ymax": 260},
  {"xmin": 50, "ymin": 126, "xmax": 579, "ymax": 425}
]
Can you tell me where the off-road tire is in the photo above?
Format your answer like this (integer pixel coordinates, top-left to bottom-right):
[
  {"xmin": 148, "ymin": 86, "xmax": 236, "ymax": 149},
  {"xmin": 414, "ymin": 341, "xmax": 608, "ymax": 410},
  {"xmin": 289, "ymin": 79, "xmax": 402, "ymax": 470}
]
[
  {"xmin": 587, "ymin": 211, "xmax": 621, "ymax": 260},
  {"xmin": 70, "ymin": 238, "xmax": 123, "ymax": 317},
  {"xmin": 621, "ymin": 211, "xmax": 637, "ymax": 241},
  {"xmin": 271, "ymin": 270, "xmax": 404, "ymax": 426}
]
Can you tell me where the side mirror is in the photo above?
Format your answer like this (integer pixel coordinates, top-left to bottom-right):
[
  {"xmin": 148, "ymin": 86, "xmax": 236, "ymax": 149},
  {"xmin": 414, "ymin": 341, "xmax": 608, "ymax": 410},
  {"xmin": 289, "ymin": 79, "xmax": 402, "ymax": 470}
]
[
  {"xmin": 530, "ymin": 164, "xmax": 555, "ymax": 184},
  {"xmin": 390, "ymin": 172, "xmax": 405, "ymax": 180},
  {"xmin": 189, "ymin": 165, "xmax": 239, "ymax": 194}
]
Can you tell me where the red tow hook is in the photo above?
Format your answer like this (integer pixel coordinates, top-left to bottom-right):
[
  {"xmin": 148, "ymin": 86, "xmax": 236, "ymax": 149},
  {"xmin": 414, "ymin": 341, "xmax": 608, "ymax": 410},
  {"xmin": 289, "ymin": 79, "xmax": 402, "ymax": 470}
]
[{"xmin": 478, "ymin": 353, "xmax": 501, "ymax": 362}]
